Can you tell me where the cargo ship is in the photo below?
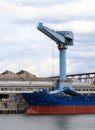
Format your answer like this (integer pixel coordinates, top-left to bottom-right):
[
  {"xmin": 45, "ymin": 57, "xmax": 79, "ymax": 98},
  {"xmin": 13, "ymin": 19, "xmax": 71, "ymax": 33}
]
[
  {"xmin": 22, "ymin": 23, "xmax": 95, "ymax": 114},
  {"xmin": 22, "ymin": 88, "xmax": 95, "ymax": 114}
]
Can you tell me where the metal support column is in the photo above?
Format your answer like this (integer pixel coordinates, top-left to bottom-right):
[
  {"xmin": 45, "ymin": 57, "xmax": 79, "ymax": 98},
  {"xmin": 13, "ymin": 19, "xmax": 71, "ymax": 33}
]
[{"xmin": 59, "ymin": 48, "xmax": 66, "ymax": 81}]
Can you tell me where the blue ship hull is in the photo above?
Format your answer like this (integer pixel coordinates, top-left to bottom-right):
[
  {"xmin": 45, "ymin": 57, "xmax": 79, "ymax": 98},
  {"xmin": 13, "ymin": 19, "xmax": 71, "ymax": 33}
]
[{"xmin": 22, "ymin": 91, "xmax": 95, "ymax": 114}]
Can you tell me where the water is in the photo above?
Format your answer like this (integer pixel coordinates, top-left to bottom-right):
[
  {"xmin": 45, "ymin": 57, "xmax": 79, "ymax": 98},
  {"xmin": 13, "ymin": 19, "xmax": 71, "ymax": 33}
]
[{"xmin": 0, "ymin": 114, "xmax": 95, "ymax": 130}]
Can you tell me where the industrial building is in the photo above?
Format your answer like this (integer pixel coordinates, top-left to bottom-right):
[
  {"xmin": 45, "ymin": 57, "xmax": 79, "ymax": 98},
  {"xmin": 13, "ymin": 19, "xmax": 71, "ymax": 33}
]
[
  {"xmin": 0, "ymin": 70, "xmax": 53, "ymax": 93},
  {"xmin": 0, "ymin": 70, "xmax": 95, "ymax": 94}
]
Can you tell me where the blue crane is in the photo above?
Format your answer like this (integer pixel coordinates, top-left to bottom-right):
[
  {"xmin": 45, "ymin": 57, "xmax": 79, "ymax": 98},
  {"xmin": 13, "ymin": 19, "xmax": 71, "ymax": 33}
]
[{"xmin": 37, "ymin": 23, "xmax": 81, "ymax": 96}]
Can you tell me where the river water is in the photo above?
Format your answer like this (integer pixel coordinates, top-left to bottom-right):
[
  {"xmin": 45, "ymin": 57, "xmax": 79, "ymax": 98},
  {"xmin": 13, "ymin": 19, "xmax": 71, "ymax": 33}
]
[{"xmin": 0, "ymin": 114, "xmax": 95, "ymax": 130}]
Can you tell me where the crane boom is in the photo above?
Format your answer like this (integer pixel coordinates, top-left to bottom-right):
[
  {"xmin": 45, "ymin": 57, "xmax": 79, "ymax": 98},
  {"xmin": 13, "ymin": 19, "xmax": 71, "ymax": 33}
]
[{"xmin": 37, "ymin": 23, "xmax": 66, "ymax": 44}]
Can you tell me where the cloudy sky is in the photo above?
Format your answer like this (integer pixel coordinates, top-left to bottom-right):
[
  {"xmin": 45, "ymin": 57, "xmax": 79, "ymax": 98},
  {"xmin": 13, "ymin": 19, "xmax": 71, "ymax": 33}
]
[{"xmin": 0, "ymin": 0, "xmax": 95, "ymax": 77}]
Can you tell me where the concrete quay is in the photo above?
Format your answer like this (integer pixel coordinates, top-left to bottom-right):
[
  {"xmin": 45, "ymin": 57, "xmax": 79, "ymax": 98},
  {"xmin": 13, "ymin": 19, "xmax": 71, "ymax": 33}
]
[{"xmin": 0, "ymin": 98, "xmax": 28, "ymax": 114}]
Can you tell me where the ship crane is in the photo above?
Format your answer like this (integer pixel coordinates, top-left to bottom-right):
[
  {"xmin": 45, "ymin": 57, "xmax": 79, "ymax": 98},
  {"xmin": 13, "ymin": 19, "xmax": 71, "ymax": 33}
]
[{"xmin": 37, "ymin": 23, "xmax": 81, "ymax": 96}]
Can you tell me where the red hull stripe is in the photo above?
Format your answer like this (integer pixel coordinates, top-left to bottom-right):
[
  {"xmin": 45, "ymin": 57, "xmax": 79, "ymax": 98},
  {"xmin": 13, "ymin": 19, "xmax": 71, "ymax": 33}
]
[{"xmin": 26, "ymin": 105, "xmax": 95, "ymax": 114}]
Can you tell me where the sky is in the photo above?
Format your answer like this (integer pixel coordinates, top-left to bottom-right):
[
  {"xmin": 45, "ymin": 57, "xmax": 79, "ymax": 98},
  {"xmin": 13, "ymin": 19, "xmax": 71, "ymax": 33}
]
[{"xmin": 0, "ymin": 0, "xmax": 95, "ymax": 77}]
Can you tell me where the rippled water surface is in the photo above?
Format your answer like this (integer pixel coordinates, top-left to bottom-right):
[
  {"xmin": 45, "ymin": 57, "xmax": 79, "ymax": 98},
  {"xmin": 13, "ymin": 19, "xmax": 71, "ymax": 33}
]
[{"xmin": 0, "ymin": 114, "xmax": 95, "ymax": 130}]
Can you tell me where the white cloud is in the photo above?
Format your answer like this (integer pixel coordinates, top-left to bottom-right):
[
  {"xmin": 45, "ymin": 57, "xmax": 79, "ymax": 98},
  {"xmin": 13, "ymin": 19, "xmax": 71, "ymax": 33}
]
[
  {"xmin": 7, "ymin": 64, "xmax": 20, "ymax": 71},
  {"xmin": 48, "ymin": 20, "xmax": 95, "ymax": 35},
  {"xmin": 0, "ymin": 0, "xmax": 94, "ymax": 76},
  {"xmin": 4, "ymin": 0, "xmax": 70, "ymax": 6},
  {"xmin": 26, "ymin": 65, "xmax": 36, "ymax": 74},
  {"xmin": 66, "ymin": 59, "xmax": 73, "ymax": 74},
  {"xmin": 2, "ymin": 0, "xmax": 95, "ymax": 24},
  {"xmin": 0, "ymin": 1, "xmax": 17, "ymax": 23},
  {"xmin": 37, "ymin": 57, "xmax": 59, "ymax": 77}
]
